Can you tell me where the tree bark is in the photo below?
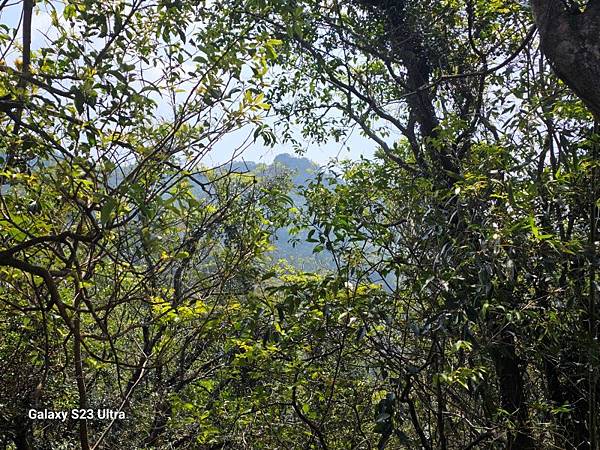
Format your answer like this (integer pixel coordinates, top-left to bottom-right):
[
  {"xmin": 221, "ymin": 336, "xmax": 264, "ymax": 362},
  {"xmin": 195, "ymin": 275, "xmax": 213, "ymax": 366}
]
[
  {"xmin": 530, "ymin": 0, "xmax": 600, "ymax": 120},
  {"xmin": 12, "ymin": 416, "xmax": 32, "ymax": 450},
  {"xmin": 490, "ymin": 326, "xmax": 535, "ymax": 450}
]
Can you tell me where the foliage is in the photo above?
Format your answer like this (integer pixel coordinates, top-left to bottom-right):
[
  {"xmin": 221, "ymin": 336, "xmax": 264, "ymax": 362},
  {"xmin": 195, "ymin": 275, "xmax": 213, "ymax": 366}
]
[{"xmin": 1, "ymin": 0, "xmax": 599, "ymax": 449}]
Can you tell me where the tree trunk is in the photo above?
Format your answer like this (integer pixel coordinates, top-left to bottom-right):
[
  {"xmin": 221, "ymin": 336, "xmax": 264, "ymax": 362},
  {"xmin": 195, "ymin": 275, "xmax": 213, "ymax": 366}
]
[
  {"xmin": 12, "ymin": 416, "xmax": 32, "ymax": 450},
  {"xmin": 530, "ymin": 0, "xmax": 600, "ymax": 120},
  {"xmin": 490, "ymin": 326, "xmax": 535, "ymax": 450}
]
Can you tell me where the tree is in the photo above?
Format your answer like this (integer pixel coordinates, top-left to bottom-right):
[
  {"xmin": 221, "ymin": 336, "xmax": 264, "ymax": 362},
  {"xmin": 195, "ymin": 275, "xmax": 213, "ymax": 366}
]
[
  {"xmin": 225, "ymin": 0, "xmax": 599, "ymax": 447},
  {"xmin": 0, "ymin": 1, "xmax": 287, "ymax": 448},
  {"xmin": 531, "ymin": 0, "xmax": 600, "ymax": 120}
]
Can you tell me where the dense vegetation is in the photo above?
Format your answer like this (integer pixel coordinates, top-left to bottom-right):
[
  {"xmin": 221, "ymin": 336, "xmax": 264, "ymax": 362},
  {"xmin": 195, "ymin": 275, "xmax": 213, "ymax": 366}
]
[{"xmin": 0, "ymin": 0, "xmax": 598, "ymax": 449}]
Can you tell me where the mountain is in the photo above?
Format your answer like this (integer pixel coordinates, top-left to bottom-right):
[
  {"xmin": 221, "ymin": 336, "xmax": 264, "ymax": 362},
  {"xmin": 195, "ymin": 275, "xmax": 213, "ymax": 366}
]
[
  {"xmin": 232, "ymin": 153, "xmax": 332, "ymax": 270},
  {"xmin": 272, "ymin": 153, "xmax": 316, "ymax": 186}
]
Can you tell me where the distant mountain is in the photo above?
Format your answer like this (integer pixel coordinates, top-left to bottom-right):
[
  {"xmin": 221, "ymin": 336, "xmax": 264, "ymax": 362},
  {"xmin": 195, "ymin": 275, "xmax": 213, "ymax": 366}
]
[
  {"xmin": 272, "ymin": 153, "xmax": 316, "ymax": 185},
  {"xmin": 228, "ymin": 153, "xmax": 317, "ymax": 192},
  {"xmin": 231, "ymin": 153, "xmax": 331, "ymax": 270}
]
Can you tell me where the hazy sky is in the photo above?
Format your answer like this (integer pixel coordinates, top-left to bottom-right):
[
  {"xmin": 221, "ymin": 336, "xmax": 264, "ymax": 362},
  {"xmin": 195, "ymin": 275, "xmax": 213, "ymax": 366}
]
[{"xmin": 207, "ymin": 119, "xmax": 375, "ymax": 166}]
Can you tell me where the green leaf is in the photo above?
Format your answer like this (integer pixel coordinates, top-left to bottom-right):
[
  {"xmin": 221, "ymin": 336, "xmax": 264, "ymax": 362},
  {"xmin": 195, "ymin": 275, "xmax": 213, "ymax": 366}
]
[{"xmin": 100, "ymin": 197, "xmax": 117, "ymax": 226}]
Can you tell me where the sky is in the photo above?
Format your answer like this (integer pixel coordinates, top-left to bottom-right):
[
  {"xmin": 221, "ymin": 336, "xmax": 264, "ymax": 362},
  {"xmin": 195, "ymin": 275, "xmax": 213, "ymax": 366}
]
[
  {"xmin": 206, "ymin": 119, "xmax": 375, "ymax": 166},
  {"xmin": 1, "ymin": 1, "xmax": 377, "ymax": 166}
]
